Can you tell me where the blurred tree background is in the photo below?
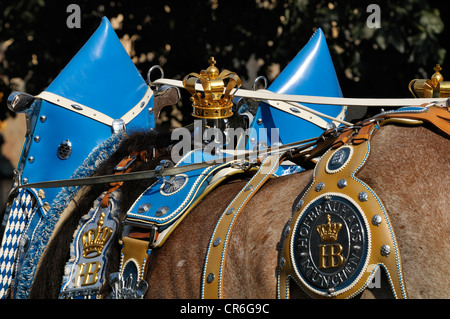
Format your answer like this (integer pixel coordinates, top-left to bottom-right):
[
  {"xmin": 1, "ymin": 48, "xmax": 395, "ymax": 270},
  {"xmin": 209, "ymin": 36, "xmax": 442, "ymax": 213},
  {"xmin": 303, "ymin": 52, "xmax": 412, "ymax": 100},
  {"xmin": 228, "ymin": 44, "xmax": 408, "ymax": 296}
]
[{"xmin": 0, "ymin": 0, "xmax": 447, "ymax": 125}]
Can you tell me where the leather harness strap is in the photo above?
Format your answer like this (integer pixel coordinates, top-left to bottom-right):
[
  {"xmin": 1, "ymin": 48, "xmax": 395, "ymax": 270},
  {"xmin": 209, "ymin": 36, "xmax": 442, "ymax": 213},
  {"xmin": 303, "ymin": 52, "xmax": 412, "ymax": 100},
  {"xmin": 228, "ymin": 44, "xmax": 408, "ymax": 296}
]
[
  {"xmin": 153, "ymin": 78, "xmax": 449, "ymax": 108},
  {"xmin": 201, "ymin": 153, "xmax": 286, "ymax": 299},
  {"xmin": 265, "ymin": 99, "xmax": 350, "ymax": 127},
  {"xmin": 332, "ymin": 120, "xmax": 378, "ymax": 149},
  {"xmin": 100, "ymin": 152, "xmax": 139, "ymax": 208},
  {"xmin": 376, "ymin": 105, "xmax": 450, "ymax": 136},
  {"xmin": 278, "ymin": 122, "xmax": 408, "ymax": 299},
  {"xmin": 277, "ymin": 105, "xmax": 450, "ymax": 299},
  {"xmin": 332, "ymin": 105, "xmax": 450, "ymax": 149},
  {"xmin": 330, "ymin": 126, "xmax": 355, "ymax": 149},
  {"xmin": 119, "ymin": 235, "xmax": 152, "ymax": 289},
  {"xmin": 100, "ymin": 149, "xmax": 160, "ymax": 208},
  {"xmin": 36, "ymin": 87, "xmax": 153, "ymax": 126}
]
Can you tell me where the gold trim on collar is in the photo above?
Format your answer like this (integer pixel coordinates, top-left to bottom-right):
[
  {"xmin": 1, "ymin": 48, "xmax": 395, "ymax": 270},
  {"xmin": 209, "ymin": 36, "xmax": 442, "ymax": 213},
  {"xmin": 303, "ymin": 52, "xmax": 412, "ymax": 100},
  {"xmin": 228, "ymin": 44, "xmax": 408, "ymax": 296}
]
[
  {"xmin": 277, "ymin": 125, "xmax": 407, "ymax": 299},
  {"xmin": 202, "ymin": 154, "xmax": 284, "ymax": 299}
]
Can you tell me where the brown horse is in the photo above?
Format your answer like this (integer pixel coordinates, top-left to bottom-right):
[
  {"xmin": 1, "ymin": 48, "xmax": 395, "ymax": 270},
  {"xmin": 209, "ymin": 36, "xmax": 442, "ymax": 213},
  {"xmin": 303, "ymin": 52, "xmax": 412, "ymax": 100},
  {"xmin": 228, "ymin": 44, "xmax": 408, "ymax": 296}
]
[{"xmin": 29, "ymin": 121, "xmax": 449, "ymax": 299}]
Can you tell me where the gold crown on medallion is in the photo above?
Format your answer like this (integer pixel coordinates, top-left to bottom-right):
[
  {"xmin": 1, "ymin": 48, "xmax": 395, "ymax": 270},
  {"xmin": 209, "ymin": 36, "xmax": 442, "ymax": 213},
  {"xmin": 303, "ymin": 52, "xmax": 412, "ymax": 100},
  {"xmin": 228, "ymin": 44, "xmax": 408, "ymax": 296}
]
[
  {"xmin": 316, "ymin": 214, "xmax": 342, "ymax": 243},
  {"xmin": 82, "ymin": 212, "xmax": 113, "ymax": 258},
  {"xmin": 183, "ymin": 57, "xmax": 242, "ymax": 119}
]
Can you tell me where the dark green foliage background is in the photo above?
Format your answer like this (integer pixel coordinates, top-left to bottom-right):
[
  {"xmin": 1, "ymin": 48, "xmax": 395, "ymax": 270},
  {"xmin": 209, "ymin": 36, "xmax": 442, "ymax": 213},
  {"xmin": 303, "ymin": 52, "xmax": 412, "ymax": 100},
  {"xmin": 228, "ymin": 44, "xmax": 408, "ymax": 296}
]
[{"xmin": 0, "ymin": 0, "xmax": 447, "ymax": 124}]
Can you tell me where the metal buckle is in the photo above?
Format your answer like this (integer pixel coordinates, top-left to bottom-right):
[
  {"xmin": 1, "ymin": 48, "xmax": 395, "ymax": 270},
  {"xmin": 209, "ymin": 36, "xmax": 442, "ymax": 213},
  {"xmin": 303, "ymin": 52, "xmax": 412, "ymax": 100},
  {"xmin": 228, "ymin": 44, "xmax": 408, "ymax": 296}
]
[
  {"xmin": 109, "ymin": 272, "xmax": 149, "ymax": 299},
  {"xmin": 121, "ymin": 219, "xmax": 159, "ymax": 248},
  {"xmin": 114, "ymin": 155, "xmax": 137, "ymax": 172}
]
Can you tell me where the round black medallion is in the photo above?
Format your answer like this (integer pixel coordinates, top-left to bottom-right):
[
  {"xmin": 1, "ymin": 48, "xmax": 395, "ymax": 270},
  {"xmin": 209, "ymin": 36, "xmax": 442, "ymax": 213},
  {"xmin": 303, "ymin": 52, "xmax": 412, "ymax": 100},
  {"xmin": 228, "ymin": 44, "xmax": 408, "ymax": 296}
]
[{"xmin": 291, "ymin": 195, "xmax": 369, "ymax": 294}]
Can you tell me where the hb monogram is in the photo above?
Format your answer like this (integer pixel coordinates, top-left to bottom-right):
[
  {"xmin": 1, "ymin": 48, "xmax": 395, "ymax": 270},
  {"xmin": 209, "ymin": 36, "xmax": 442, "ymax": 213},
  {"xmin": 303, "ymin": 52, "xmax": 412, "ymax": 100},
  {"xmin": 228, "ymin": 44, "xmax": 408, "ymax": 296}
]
[
  {"xmin": 76, "ymin": 261, "xmax": 101, "ymax": 286},
  {"xmin": 75, "ymin": 212, "xmax": 113, "ymax": 287},
  {"xmin": 316, "ymin": 214, "xmax": 344, "ymax": 269}
]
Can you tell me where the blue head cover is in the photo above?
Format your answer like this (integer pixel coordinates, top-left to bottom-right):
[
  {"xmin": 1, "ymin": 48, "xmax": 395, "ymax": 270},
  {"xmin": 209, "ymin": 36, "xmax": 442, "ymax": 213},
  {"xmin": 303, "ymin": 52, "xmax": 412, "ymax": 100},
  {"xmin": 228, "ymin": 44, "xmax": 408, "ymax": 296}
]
[
  {"xmin": 18, "ymin": 16, "xmax": 154, "ymax": 202},
  {"xmin": 248, "ymin": 28, "xmax": 345, "ymax": 147},
  {"xmin": 0, "ymin": 17, "xmax": 154, "ymax": 299}
]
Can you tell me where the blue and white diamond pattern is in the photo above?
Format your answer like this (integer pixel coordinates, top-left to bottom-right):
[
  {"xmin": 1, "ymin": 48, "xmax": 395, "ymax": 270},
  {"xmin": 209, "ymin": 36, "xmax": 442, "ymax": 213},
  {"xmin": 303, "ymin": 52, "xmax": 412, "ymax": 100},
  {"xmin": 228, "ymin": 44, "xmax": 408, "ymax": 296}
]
[{"xmin": 0, "ymin": 189, "xmax": 35, "ymax": 299}]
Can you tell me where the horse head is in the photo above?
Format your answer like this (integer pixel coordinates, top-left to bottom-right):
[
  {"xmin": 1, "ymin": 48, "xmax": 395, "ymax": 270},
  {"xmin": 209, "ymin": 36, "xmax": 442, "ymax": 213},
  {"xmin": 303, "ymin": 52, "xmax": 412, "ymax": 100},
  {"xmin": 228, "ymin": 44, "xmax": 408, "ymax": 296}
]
[
  {"xmin": 6, "ymin": 17, "xmax": 156, "ymax": 205},
  {"xmin": 0, "ymin": 17, "xmax": 180, "ymax": 299}
]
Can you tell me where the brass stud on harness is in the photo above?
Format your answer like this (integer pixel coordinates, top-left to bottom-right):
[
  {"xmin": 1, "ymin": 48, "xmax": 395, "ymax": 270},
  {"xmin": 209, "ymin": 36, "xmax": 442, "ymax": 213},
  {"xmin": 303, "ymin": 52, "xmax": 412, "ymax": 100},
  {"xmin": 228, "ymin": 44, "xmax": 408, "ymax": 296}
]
[
  {"xmin": 38, "ymin": 189, "xmax": 45, "ymax": 199},
  {"xmin": 137, "ymin": 203, "xmax": 151, "ymax": 214},
  {"xmin": 315, "ymin": 182, "xmax": 325, "ymax": 192},
  {"xmin": 57, "ymin": 140, "xmax": 72, "ymax": 160},
  {"xmin": 225, "ymin": 207, "xmax": 234, "ymax": 215},
  {"xmin": 294, "ymin": 200, "xmax": 304, "ymax": 212},
  {"xmin": 372, "ymin": 214, "xmax": 382, "ymax": 226},
  {"xmin": 358, "ymin": 191, "xmax": 369, "ymax": 202},
  {"xmin": 380, "ymin": 245, "xmax": 391, "ymax": 257},
  {"xmin": 155, "ymin": 206, "xmax": 169, "ymax": 217},
  {"xmin": 206, "ymin": 273, "xmax": 215, "ymax": 283},
  {"xmin": 213, "ymin": 237, "xmax": 221, "ymax": 247},
  {"xmin": 279, "ymin": 257, "xmax": 286, "ymax": 269},
  {"xmin": 337, "ymin": 179, "xmax": 347, "ymax": 189}
]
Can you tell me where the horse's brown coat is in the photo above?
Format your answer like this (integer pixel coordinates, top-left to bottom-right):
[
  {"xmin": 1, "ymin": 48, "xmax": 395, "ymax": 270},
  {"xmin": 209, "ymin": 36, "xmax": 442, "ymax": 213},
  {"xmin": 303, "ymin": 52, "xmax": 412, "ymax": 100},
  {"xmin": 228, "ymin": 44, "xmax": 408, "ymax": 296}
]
[
  {"xmin": 222, "ymin": 171, "xmax": 313, "ymax": 299},
  {"xmin": 143, "ymin": 124, "xmax": 449, "ymax": 299},
  {"xmin": 357, "ymin": 124, "xmax": 450, "ymax": 298},
  {"xmin": 30, "ymin": 124, "xmax": 449, "ymax": 299}
]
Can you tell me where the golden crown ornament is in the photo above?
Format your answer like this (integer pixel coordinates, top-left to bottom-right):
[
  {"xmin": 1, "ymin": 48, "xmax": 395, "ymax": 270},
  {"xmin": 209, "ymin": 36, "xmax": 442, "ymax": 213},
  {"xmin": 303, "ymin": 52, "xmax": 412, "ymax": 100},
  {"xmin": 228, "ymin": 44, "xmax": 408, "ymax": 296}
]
[
  {"xmin": 183, "ymin": 57, "xmax": 242, "ymax": 119},
  {"xmin": 316, "ymin": 214, "xmax": 342, "ymax": 243},
  {"xmin": 82, "ymin": 212, "xmax": 114, "ymax": 258}
]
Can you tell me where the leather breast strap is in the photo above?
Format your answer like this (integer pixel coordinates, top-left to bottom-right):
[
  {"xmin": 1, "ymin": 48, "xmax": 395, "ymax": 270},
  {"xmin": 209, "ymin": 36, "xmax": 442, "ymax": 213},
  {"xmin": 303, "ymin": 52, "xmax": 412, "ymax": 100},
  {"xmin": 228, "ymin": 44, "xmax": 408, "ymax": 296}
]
[
  {"xmin": 201, "ymin": 153, "xmax": 285, "ymax": 299},
  {"xmin": 332, "ymin": 119, "xmax": 381, "ymax": 150},
  {"xmin": 277, "ymin": 123, "xmax": 407, "ymax": 299},
  {"xmin": 377, "ymin": 105, "xmax": 450, "ymax": 136},
  {"xmin": 99, "ymin": 149, "xmax": 163, "ymax": 208},
  {"xmin": 114, "ymin": 157, "xmax": 246, "ymax": 298},
  {"xmin": 100, "ymin": 152, "xmax": 140, "ymax": 208},
  {"xmin": 332, "ymin": 105, "xmax": 450, "ymax": 150}
]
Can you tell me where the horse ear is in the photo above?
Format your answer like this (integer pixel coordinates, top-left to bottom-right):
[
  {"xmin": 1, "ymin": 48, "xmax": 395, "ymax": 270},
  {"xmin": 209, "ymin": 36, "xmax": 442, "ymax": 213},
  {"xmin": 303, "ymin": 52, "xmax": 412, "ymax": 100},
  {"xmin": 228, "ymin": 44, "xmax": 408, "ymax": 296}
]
[{"xmin": 251, "ymin": 28, "xmax": 347, "ymax": 146}]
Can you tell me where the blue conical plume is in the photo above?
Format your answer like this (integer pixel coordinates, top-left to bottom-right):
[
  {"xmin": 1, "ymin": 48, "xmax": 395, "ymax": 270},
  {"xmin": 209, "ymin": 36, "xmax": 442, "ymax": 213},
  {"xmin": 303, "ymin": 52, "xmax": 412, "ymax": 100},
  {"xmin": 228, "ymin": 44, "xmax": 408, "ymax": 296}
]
[
  {"xmin": 46, "ymin": 17, "xmax": 148, "ymax": 119},
  {"xmin": 251, "ymin": 28, "xmax": 345, "ymax": 146}
]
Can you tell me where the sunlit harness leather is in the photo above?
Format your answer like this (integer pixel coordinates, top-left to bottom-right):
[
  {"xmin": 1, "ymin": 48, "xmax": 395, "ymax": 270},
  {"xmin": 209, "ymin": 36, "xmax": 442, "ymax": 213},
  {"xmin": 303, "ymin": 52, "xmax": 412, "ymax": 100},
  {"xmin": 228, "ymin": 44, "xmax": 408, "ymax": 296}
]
[{"xmin": 276, "ymin": 104, "xmax": 450, "ymax": 299}]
